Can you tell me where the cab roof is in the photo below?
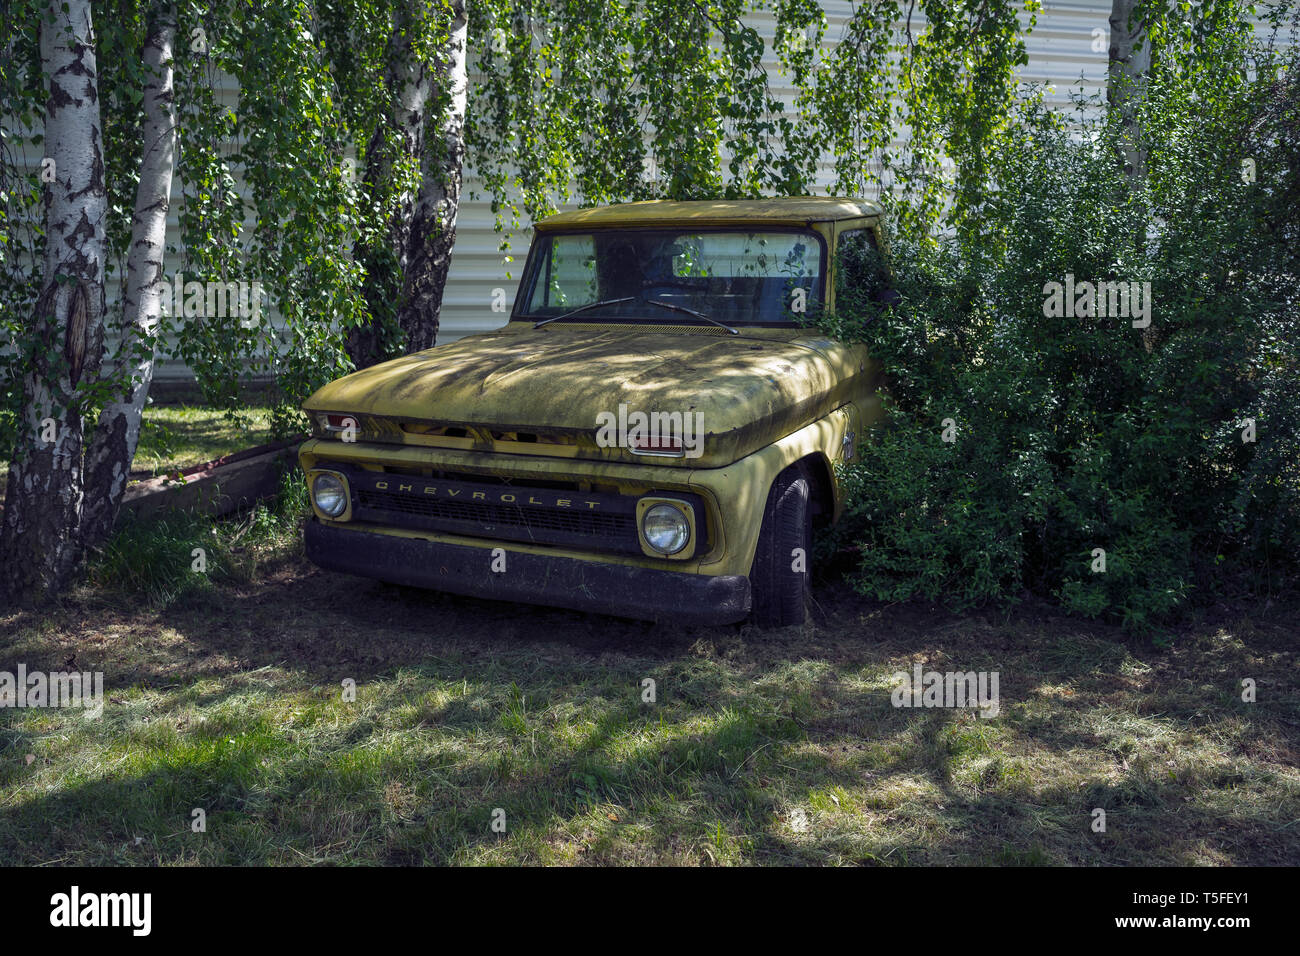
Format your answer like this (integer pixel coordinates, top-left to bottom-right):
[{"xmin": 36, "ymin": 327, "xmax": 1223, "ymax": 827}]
[{"xmin": 534, "ymin": 197, "xmax": 882, "ymax": 231}]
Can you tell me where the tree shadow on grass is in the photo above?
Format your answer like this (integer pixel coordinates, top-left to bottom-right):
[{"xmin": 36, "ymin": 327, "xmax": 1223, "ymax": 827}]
[
  {"xmin": 3, "ymin": 649, "xmax": 1295, "ymax": 865},
  {"xmin": 1, "ymin": 565, "xmax": 1296, "ymax": 865}
]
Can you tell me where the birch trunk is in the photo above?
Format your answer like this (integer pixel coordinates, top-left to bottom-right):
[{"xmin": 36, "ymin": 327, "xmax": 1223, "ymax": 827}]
[
  {"xmin": 346, "ymin": 1, "xmax": 436, "ymax": 370},
  {"xmin": 0, "ymin": 0, "xmax": 107, "ymax": 604},
  {"xmin": 397, "ymin": 0, "xmax": 468, "ymax": 355},
  {"xmin": 1108, "ymin": 0, "xmax": 1151, "ymax": 179},
  {"xmin": 81, "ymin": 4, "xmax": 178, "ymax": 549}
]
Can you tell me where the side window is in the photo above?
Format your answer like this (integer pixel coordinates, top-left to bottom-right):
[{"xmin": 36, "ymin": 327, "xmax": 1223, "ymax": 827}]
[{"xmin": 835, "ymin": 228, "xmax": 894, "ymax": 316}]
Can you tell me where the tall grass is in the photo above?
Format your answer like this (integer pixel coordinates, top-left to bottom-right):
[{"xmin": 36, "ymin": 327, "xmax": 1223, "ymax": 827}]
[{"xmin": 86, "ymin": 467, "xmax": 309, "ymax": 605}]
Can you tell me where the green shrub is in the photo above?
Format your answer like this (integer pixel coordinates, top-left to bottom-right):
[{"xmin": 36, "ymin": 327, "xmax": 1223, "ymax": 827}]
[{"xmin": 819, "ymin": 47, "xmax": 1300, "ymax": 631}]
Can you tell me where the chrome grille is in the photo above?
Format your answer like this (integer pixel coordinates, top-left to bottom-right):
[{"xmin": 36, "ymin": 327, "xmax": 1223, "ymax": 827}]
[{"xmin": 339, "ymin": 466, "xmax": 644, "ymax": 554}]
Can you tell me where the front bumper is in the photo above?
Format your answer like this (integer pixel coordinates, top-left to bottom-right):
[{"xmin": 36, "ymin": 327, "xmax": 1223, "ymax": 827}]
[{"xmin": 305, "ymin": 520, "xmax": 752, "ymax": 625}]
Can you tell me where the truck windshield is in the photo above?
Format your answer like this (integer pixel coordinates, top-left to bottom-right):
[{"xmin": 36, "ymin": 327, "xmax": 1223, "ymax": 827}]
[{"xmin": 519, "ymin": 228, "xmax": 824, "ymax": 326}]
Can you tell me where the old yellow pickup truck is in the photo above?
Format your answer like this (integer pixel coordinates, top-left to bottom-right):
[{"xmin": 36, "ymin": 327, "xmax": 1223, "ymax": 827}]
[{"xmin": 299, "ymin": 197, "xmax": 887, "ymax": 626}]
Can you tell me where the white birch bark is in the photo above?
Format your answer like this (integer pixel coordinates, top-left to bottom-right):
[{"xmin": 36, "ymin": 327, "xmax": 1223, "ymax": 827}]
[
  {"xmin": 347, "ymin": 0, "xmax": 437, "ymax": 369},
  {"xmin": 1109, "ymin": 0, "xmax": 1152, "ymax": 179},
  {"xmin": 398, "ymin": 0, "xmax": 469, "ymax": 355},
  {"xmin": 82, "ymin": 4, "xmax": 178, "ymax": 548},
  {"xmin": 1, "ymin": 0, "xmax": 106, "ymax": 603},
  {"xmin": 403, "ymin": 0, "xmax": 475, "ymax": 356}
]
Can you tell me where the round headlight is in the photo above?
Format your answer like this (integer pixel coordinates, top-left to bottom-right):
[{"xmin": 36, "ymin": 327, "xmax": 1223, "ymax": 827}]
[
  {"xmin": 642, "ymin": 502, "xmax": 690, "ymax": 555},
  {"xmin": 312, "ymin": 473, "xmax": 348, "ymax": 517}
]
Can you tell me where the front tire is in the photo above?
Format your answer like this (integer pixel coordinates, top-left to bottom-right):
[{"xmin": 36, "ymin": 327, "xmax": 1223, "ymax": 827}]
[{"xmin": 749, "ymin": 467, "xmax": 812, "ymax": 627}]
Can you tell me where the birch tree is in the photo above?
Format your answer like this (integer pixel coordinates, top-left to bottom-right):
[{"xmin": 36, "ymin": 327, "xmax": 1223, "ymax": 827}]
[
  {"xmin": 0, "ymin": 0, "xmax": 108, "ymax": 602},
  {"xmin": 1, "ymin": 0, "xmax": 178, "ymax": 601},
  {"xmin": 81, "ymin": 3, "xmax": 178, "ymax": 548},
  {"xmin": 397, "ymin": 0, "xmax": 468, "ymax": 355},
  {"xmin": 1108, "ymin": 0, "xmax": 1151, "ymax": 178},
  {"xmin": 345, "ymin": 0, "xmax": 439, "ymax": 370}
]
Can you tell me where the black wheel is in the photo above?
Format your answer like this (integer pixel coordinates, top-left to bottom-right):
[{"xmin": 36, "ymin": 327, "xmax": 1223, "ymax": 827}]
[{"xmin": 749, "ymin": 467, "xmax": 812, "ymax": 627}]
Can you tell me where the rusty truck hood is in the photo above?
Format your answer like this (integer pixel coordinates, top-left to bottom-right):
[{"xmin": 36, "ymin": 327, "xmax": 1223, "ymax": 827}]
[{"xmin": 303, "ymin": 324, "xmax": 869, "ymax": 467}]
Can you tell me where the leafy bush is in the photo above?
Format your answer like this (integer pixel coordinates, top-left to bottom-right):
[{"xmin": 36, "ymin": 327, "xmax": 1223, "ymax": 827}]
[{"xmin": 820, "ymin": 45, "xmax": 1300, "ymax": 631}]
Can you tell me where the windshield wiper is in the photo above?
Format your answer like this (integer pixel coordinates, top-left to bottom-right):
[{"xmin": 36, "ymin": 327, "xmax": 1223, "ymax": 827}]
[
  {"xmin": 532, "ymin": 294, "xmax": 739, "ymax": 335},
  {"xmin": 642, "ymin": 298, "xmax": 739, "ymax": 335},
  {"xmin": 533, "ymin": 297, "xmax": 635, "ymax": 329}
]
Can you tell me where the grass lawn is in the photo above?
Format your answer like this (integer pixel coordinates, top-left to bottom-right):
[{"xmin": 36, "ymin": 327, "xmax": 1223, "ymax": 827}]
[
  {"xmin": 1, "ymin": 501, "xmax": 1296, "ymax": 865},
  {"xmin": 131, "ymin": 404, "xmax": 275, "ymax": 477},
  {"xmin": 0, "ymin": 405, "xmax": 274, "ymax": 491}
]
